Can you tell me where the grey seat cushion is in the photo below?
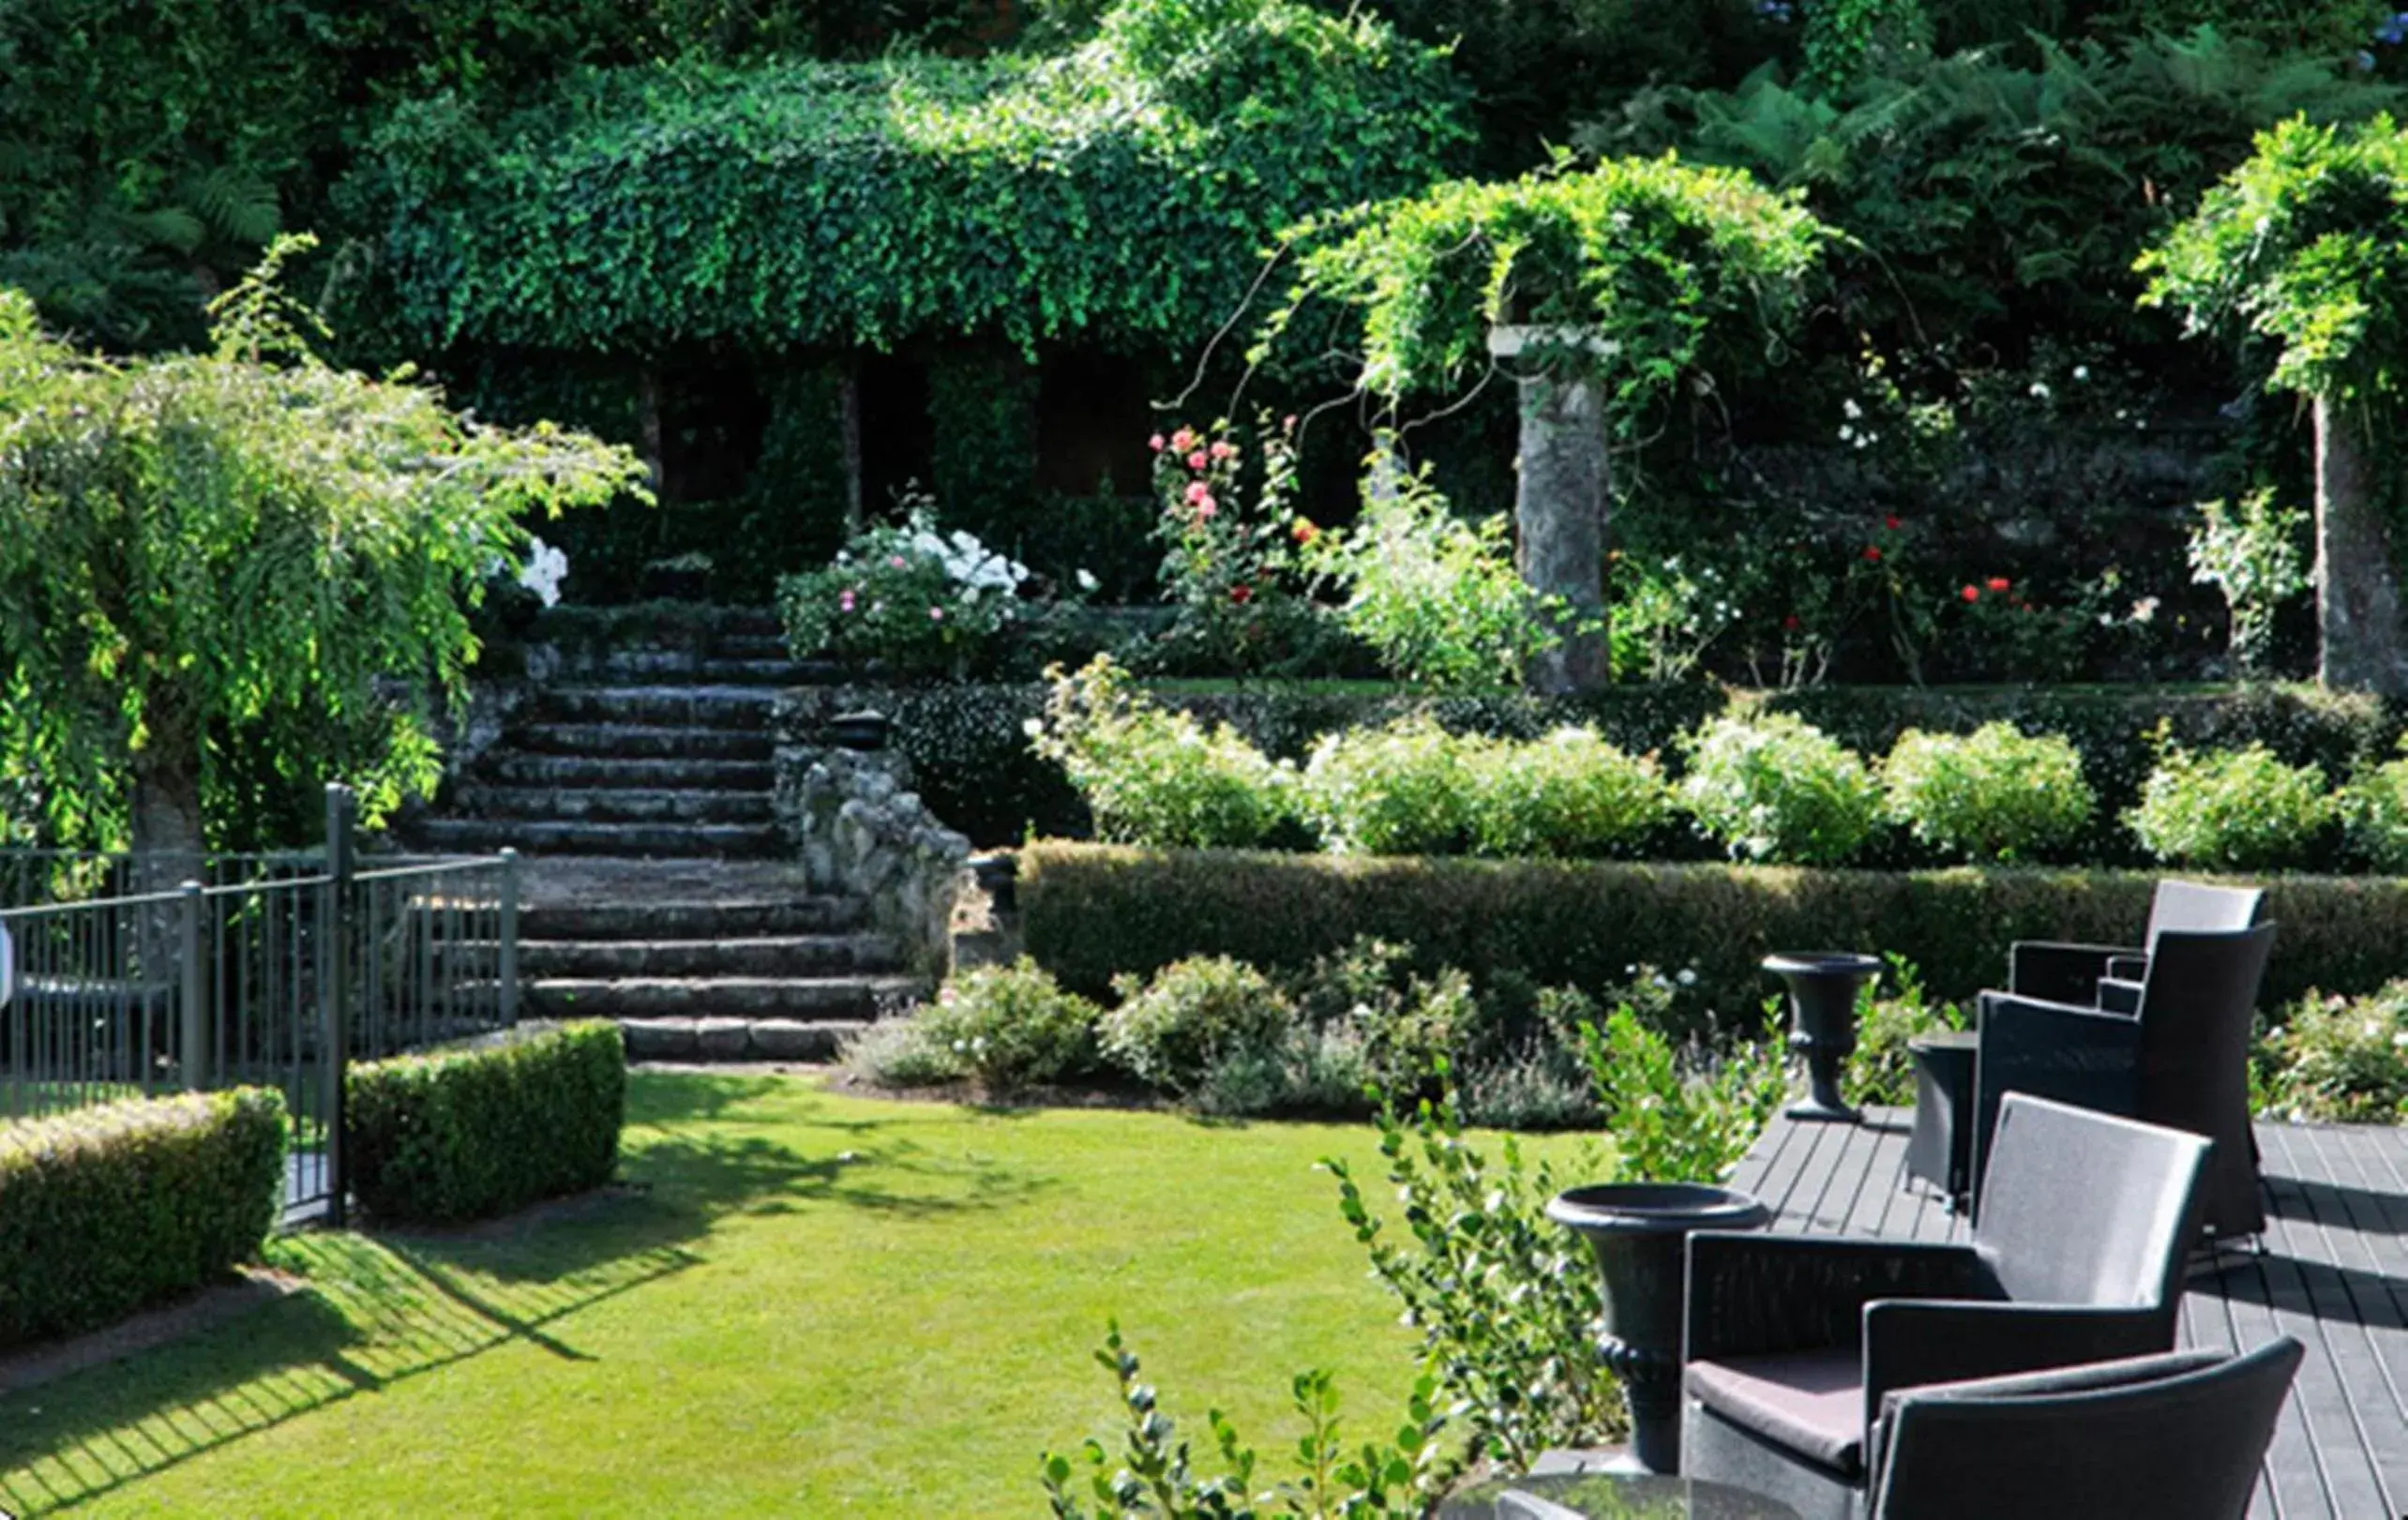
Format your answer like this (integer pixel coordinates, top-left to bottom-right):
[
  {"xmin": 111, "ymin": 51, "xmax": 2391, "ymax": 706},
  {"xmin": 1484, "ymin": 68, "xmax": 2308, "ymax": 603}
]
[{"xmin": 1686, "ymin": 1347, "xmax": 1866, "ymax": 1476}]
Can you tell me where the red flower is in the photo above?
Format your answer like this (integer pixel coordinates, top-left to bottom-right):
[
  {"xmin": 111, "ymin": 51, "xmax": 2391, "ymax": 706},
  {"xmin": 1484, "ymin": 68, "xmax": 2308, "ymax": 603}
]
[
  {"xmin": 1291, "ymin": 518, "xmax": 1319, "ymax": 545},
  {"xmin": 1986, "ymin": 576, "xmax": 2011, "ymax": 594},
  {"xmin": 1229, "ymin": 584, "xmax": 1254, "ymax": 605},
  {"xmin": 1783, "ymin": 615, "xmax": 1802, "ymax": 632},
  {"xmin": 1960, "ymin": 585, "xmax": 1980, "ymax": 603},
  {"xmin": 1862, "ymin": 546, "xmax": 1882, "ymax": 563},
  {"xmin": 1884, "ymin": 516, "xmax": 1902, "ymax": 531}
]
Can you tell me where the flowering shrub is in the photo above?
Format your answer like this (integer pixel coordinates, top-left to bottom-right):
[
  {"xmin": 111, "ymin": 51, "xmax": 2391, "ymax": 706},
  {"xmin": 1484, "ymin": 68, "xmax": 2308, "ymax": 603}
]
[
  {"xmin": 2262, "ymin": 984, "xmax": 2408, "ymax": 1122},
  {"xmin": 1302, "ymin": 461, "xmax": 1555, "ymax": 688},
  {"xmin": 777, "ymin": 500, "xmax": 1031, "ymax": 677},
  {"xmin": 2127, "ymin": 742, "xmax": 2335, "ymax": 869},
  {"xmin": 2188, "ymin": 489, "xmax": 2310, "ymax": 675},
  {"xmin": 2344, "ymin": 738, "xmax": 2408, "ymax": 871},
  {"xmin": 1465, "ymin": 728, "xmax": 1666, "ymax": 859},
  {"xmin": 1104, "ymin": 956, "xmax": 1294, "ymax": 1095},
  {"xmin": 1677, "ymin": 712, "xmax": 1882, "ymax": 865},
  {"xmin": 1299, "ymin": 717, "xmax": 1477, "ymax": 855},
  {"xmin": 1027, "ymin": 655, "xmax": 1296, "ymax": 848},
  {"xmin": 916, "ymin": 958, "xmax": 1100, "ymax": 1091},
  {"xmin": 1881, "ymin": 722, "xmax": 2096, "ymax": 863},
  {"xmin": 1149, "ymin": 418, "xmax": 1326, "ymax": 675},
  {"xmin": 1607, "ymin": 553, "xmax": 1740, "ymax": 683},
  {"xmin": 517, "ymin": 536, "xmax": 569, "ymax": 608}
]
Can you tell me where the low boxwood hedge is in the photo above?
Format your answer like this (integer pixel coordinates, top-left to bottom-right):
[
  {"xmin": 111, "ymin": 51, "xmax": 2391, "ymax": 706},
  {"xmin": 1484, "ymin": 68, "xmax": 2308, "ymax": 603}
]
[
  {"xmin": 1020, "ymin": 842, "xmax": 2408, "ymax": 1030},
  {"xmin": 0, "ymin": 1089, "xmax": 286, "ymax": 1347},
  {"xmin": 346, "ymin": 1019, "xmax": 626, "ymax": 1224}
]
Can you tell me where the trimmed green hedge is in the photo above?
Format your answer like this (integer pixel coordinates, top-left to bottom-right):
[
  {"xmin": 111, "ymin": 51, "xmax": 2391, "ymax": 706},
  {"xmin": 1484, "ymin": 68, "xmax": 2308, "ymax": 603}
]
[
  {"xmin": 0, "ymin": 1089, "xmax": 286, "ymax": 1347},
  {"xmin": 1021, "ymin": 843, "xmax": 2408, "ymax": 1030},
  {"xmin": 347, "ymin": 1020, "xmax": 627, "ymax": 1224}
]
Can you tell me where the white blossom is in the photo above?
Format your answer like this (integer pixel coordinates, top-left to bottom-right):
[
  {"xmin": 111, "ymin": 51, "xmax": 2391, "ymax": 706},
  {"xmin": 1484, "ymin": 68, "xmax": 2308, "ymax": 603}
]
[{"xmin": 517, "ymin": 536, "xmax": 568, "ymax": 608}]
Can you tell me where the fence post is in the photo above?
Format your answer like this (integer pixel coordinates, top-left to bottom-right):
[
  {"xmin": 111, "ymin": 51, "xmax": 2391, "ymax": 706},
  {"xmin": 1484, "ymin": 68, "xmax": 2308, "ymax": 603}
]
[
  {"xmin": 498, "ymin": 848, "xmax": 520, "ymax": 1026},
  {"xmin": 178, "ymin": 880, "xmax": 205, "ymax": 1091},
  {"xmin": 323, "ymin": 784, "xmax": 356, "ymax": 1227}
]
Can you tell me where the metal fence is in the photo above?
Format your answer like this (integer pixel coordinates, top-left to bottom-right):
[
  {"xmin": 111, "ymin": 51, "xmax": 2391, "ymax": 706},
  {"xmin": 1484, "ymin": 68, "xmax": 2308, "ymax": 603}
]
[{"xmin": 0, "ymin": 786, "xmax": 519, "ymax": 1223}]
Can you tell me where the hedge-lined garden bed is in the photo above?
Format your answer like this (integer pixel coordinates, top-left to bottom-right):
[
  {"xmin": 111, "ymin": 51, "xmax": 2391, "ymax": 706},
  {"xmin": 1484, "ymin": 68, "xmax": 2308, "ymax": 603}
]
[
  {"xmin": 1020, "ymin": 843, "xmax": 2408, "ymax": 1025},
  {"xmin": 0, "ymin": 1089, "xmax": 286, "ymax": 1347},
  {"xmin": 347, "ymin": 1019, "xmax": 627, "ymax": 1224}
]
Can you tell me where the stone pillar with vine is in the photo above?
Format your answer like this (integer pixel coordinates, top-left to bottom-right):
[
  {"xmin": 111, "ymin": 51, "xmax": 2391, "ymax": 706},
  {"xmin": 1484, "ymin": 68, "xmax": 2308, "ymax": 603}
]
[{"xmin": 1498, "ymin": 334, "xmax": 1611, "ymax": 692}]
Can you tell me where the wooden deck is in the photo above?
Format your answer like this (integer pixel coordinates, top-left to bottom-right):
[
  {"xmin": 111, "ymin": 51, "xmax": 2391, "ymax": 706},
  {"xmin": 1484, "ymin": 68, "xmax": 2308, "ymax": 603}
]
[{"xmin": 1728, "ymin": 1109, "xmax": 2408, "ymax": 1520}]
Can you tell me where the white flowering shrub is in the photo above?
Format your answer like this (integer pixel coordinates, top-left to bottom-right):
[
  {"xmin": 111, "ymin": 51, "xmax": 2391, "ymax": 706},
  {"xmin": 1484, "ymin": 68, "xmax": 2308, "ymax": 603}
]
[
  {"xmin": 2127, "ymin": 743, "xmax": 2334, "ymax": 869},
  {"xmin": 517, "ymin": 535, "xmax": 569, "ymax": 608},
  {"xmin": 1465, "ymin": 728, "xmax": 1666, "ymax": 858},
  {"xmin": 1299, "ymin": 717, "xmax": 1477, "ymax": 855},
  {"xmin": 2262, "ymin": 984, "xmax": 2408, "ymax": 1122},
  {"xmin": 1881, "ymin": 723, "xmax": 2095, "ymax": 863},
  {"xmin": 777, "ymin": 500, "xmax": 1034, "ymax": 677},
  {"xmin": 1678, "ymin": 712, "xmax": 1881, "ymax": 865},
  {"xmin": 916, "ymin": 958, "xmax": 1100, "ymax": 1091},
  {"xmin": 1027, "ymin": 655, "xmax": 1296, "ymax": 848}
]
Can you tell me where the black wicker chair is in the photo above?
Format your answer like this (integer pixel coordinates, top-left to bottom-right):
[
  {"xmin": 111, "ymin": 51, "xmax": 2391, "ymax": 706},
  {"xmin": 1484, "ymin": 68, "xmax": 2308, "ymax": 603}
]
[
  {"xmin": 1971, "ymin": 922, "xmax": 2276, "ymax": 1242},
  {"xmin": 1867, "ymin": 1338, "xmax": 2302, "ymax": 1519},
  {"xmin": 2007, "ymin": 878, "xmax": 2262, "ymax": 1009},
  {"xmin": 1681, "ymin": 1094, "xmax": 2211, "ymax": 1520}
]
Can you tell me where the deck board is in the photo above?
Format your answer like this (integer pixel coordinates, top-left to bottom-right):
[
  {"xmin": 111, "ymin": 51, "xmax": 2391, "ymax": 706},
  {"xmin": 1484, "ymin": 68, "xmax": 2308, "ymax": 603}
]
[{"xmin": 1725, "ymin": 1108, "xmax": 2408, "ymax": 1520}]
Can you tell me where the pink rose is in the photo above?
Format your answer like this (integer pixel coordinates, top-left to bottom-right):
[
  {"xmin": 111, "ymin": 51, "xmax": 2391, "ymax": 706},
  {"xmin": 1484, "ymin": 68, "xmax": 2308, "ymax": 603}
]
[
  {"xmin": 1210, "ymin": 441, "xmax": 1237, "ymax": 461},
  {"xmin": 1186, "ymin": 451, "xmax": 1209, "ymax": 471},
  {"xmin": 1185, "ymin": 480, "xmax": 1211, "ymax": 504},
  {"xmin": 929, "ymin": 607, "xmax": 945, "ymax": 622},
  {"xmin": 1149, "ymin": 433, "xmax": 1166, "ymax": 452},
  {"xmin": 888, "ymin": 555, "xmax": 906, "ymax": 569},
  {"xmin": 1196, "ymin": 495, "xmax": 1218, "ymax": 519},
  {"xmin": 1171, "ymin": 428, "xmax": 1196, "ymax": 453},
  {"xmin": 838, "ymin": 589, "xmax": 856, "ymax": 611}
]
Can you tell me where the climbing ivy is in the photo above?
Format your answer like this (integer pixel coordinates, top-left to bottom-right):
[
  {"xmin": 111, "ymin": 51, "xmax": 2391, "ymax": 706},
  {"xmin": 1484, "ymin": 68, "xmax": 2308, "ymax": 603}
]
[
  {"xmin": 355, "ymin": 0, "xmax": 1470, "ymax": 356},
  {"xmin": 928, "ymin": 345, "xmax": 1043, "ymax": 545}
]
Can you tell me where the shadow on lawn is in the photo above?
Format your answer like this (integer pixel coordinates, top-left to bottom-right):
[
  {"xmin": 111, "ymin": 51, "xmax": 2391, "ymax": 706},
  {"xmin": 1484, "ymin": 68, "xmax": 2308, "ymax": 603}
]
[{"xmin": 0, "ymin": 1229, "xmax": 694, "ymax": 1517}]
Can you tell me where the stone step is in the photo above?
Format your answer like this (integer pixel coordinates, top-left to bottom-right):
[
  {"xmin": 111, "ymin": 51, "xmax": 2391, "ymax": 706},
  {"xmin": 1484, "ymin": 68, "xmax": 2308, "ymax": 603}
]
[
  {"xmin": 534, "ymin": 685, "xmax": 779, "ymax": 729},
  {"xmin": 525, "ymin": 974, "xmax": 923, "ymax": 1022},
  {"xmin": 714, "ymin": 633, "xmax": 795, "ymax": 662},
  {"xmin": 519, "ymin": 896, "xmax": 866, "ymax": 939},
  {"xmin": 482, "ymin": 754, "xmax": 776, "ymax": 790},
  {"xmin": 616, "ymin": 1016, "xmax": 868, "ymax": 1063},
  {"xmin": 512, "ymin": 724, "xmax": 774, "ymax": 762},
  {"xmin": 517, "ymin": 934, "xmax": 905, "ymax": 979},
  {"xmin": 454, "ymin": 785, "xmax": 774, "ymax": 825},
  {"xmin": 412, "ymin": 818, "xmax": 784, "ymax": 859},
  {"xmin": 558, "ymin": 649, "xmax": 835, "ymax": 686}
]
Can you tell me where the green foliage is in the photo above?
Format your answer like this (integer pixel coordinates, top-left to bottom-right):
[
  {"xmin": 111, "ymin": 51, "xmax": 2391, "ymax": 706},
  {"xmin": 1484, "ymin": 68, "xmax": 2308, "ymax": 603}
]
[
  {"xmin": 1041, "ymin": 1324, "xmax": 1451, "ymax": 1517},
  {"xmin": 1579, "ymin": 1002, "xmax": 1787, "ymax": 1183},
  {"xmin": 779, "ymin": 502, "xmax": 1036, "ymax": 678},
  {"xmin": 0, "ymin": 248, "xmax": 646, "ymax": 853},
  {"xmin": 1300, "ymin": 718, "xmax": 1478, "ymax": 856},
  {"xmin": 2142, "ymin": 112, "xmax": 2408, "ymax": 404},
  {"xmin": 1842, "ymin": 954, "xmax": 1964, "ymax": 1107},
  {"xmin": 1029, "ymin": 657, "xmax": 1300, "ymax": 848},
  {"xmin": 921, "ymin": 958, "xmax": 1102, "ymax": 1091},
  {"xmin": 1290, "ymin": 938, "xmax": 1491, "ymax": 1099},
  {"xmin": 1678, "ymin": 713, "xmax": 1882, "ymax": 865},
  {"xmin": 1021, "ymin": 841, "xmax": 2408, "ymax": 1031},
  {"xmin": 1103, "ymin": 956, "xmax": 1296, "ymax": 1095},
  {"xmin": 345, "ymin": 1020, "xmax": 628, "ymax": 1224},
  {"xmin": 1465, "ymin": 729, "xmax": 1669, "ymax": 859},
  {"xmin": 2189, "ymin": 489, "xmax": 2311, "ymax": 674},
  {"xmin": 1303, "ymin": 460, "xmax": 1558, "ymax": 687},
  {"xmin": 1148, "ymin": 419, "xmax": 1327, "ymax": 679},
  {"xmin": 1803, "ymin": 0, "xmax": 1932, "ymax": 87},
  {"xmin": 0, "ymin": 1089, "xmax": 284, "ymax": 1347},
  {"xmin": 928, "ymin": 346, "xmax": 1042, "ymax": 543},
  {"xmin": 1274, "ymin": 155, "xmax": 1829, "ymax": 417},
  {"xmin": 2127, "ymin": 741, "xmax": 2338, "ymax": 869},
  {"xmin": 363, "ymin": 0, "xmax": 1469, "ymax": 354},
  {"xmin": 1881, "ymin": 722, "xmax": 2096, "ymax": 863},
  {"xmin": 2343, "ymin": 736, "xmax": 2408, "ymax": 870},
  {"xmin": 838, "ymin": 1017, "xmax": 972, "ymax": 1089},
  {"xmin": 2261, "ymin": 983, "xmax": 2408, "ymax": 1122}
]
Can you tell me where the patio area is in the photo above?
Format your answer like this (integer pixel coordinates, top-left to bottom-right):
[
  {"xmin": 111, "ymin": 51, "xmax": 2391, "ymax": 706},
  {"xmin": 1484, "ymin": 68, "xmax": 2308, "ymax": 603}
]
[{"xmin": 1726, "ymin": 1107, "xmax": 2408, "ymax": 1520}]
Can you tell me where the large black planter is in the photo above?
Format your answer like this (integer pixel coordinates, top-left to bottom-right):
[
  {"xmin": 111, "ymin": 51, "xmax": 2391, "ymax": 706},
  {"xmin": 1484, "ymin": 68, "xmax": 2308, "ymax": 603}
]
[
  {"xmin": 828, "ymin": 709, "xmax": 891, "ymax": 751},
  {"xmin": 1761, "ymin": 952, "xmax": 1882, "ymax": 1123},
  {"xmin": 1547, "ymin": 1183, "xmax": 1773, "ymax": 1475}
]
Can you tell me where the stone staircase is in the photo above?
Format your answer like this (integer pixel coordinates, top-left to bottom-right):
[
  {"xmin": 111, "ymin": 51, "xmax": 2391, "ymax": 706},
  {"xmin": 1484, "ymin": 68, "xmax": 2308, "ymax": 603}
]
[{"xmin": 405, "ymin": 607, "xmax": 926, "ymax": 1060}]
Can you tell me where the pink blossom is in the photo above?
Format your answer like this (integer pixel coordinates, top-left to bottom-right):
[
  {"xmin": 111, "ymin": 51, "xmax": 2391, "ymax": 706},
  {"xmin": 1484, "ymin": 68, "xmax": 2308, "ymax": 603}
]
[
  {"xmin": 838, "ymin": 589, "xmax": 856, "ymax": 611},
  {"xmin": 888, "ymin": 555, "xmax": 907, "ymax": 569},
  {"xmin": 1149, "ymin": 433, "xmax": 1166, "ymax": 452},
  {"xmin": 1186, "ymin": 450, "xmax": 1209, "ymax": 471},
  {"xmin": 929, "ymin": 607, "xmax": 945, "ymax": 622},
  {"xmin": 1185, "ymin": 480, "xmax": 1211, "ymax": 504},
  {"xmin": 1196, "ymin": 495, "xmax": 1218, "ymax": 519},
  {"xmin": 1210, "ymin": 441, "xmax": 1237, "ymax": 461},
  {"xmin": 1171, "ymin": 428, "xmax": 1197, "ymax": 454},
  {"xmin": 1282, "ymin": 414, "xmax": 1298, "ymax": 430}
]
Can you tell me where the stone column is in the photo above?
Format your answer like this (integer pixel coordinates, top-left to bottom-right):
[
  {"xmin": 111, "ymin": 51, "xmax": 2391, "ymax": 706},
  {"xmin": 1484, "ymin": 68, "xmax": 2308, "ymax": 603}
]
[
  {"xmin": 1499, "ymin": 329, "xmax": 1611, "ymax": 694},
  {"xmin": 2313, "ymin": 396, "xmax": 2408, "ymax": 694}
]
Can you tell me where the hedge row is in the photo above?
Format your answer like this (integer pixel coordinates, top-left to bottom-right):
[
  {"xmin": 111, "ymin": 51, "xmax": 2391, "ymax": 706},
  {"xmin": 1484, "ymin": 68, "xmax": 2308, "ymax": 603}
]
[
  {"xmin": 0, "ymin": 1089, "xmax": 286, "ymax": 1347},
  {"xmin": 790, "ymin": 680, "xmax": 2400, "ymax": 853},
  {"xmin": 1019, "ymin": 843, "xmax": 2408, "ymax": 1029},
  {"xmin": 347, "ymin": 1019, "xmax": 627, "ymax": 1224}
]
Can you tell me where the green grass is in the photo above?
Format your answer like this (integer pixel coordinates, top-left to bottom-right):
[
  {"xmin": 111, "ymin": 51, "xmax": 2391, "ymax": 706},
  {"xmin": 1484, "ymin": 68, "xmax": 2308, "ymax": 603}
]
[{"xmin": 0, "ymin": 1071, "xmax": 1602, "ymax": 1518}]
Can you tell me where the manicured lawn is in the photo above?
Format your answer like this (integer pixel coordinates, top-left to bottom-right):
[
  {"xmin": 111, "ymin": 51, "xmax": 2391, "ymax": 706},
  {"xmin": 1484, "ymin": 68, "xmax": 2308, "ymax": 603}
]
[{"xmin": 0, "ymin": 1071, "xmax": 1601, "ymax": 1517}]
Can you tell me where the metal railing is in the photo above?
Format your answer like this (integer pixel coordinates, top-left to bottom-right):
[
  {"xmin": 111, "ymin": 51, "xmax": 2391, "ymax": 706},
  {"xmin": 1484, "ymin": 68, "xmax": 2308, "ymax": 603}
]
[
  {"xmin": 0, "ymin": 787, "xmax": 519, "ymax": 1223},
  {"xmin": 0, "ymin": 848, "xmax": 324, "ymax": 911}
]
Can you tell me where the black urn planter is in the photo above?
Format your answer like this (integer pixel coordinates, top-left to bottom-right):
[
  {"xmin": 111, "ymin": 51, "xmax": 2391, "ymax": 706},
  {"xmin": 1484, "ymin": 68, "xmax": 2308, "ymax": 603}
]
[
  {"xmin": 970, "ymin": 850, "xmax": 1018, "ymax": 913},
  {"xmin": 1546, "ymin": 1183, "xmax": 1772, "ymax": 1475},
  {"xmin": 828, "ymin": 710, "xmax": 891, "ymax": 751},
  {"xmin": 1762, "ymin": 951, "xmax": 1883, "ymax": 1123}
]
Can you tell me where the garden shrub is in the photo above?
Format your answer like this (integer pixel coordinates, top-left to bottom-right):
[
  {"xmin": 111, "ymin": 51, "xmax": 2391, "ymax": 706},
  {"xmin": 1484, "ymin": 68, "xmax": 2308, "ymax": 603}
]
[
  {"xmin": 1577, "ymin": 1001, "xmax": 1787, "ymax": 1184},
  {"xmin": 1028, "ymin": 656, "xmax": 1297, "ymax": 850},
  {"xmin": 777, "ymin": 504, "xmax": 1035, "ymax": 678},
  {"xmin": 1299, "ymin": 717, "xmax": 1477, "ymax": 856},
  {"xmin": 1881, "ymin": 722, "xmax": 2095, "ymax": 863},
  {"xmin": 1842, "ymin": 954, "xmax": 1965, "ymax": 1108},
  {"xmin": 1102, "ymin": 956, "xmax": 1295, "ymax": 1096},
  {"xmin": 1678, "ymin": 713, "xmax": 1882, "ymax": 865},
  {"xmin": 838, "ymin": 1018, "xmax": 967, "ymax": 1089},
  {"xmin": 917, "ymin": 957, "xmax": 1100, "ymax": 1091},
  {"xmin": 2128, "ymin": 742, "xmax": 2336, "ymax": 870},
  {"xmin": 1193, "ymin": 1024, "xmax": 1377, "ymax": 1119},
  {"xmin": 2343, "ymin": 739, "xmax": 2408, "ymax": 872},
  {"xmin": 346, "ymin": 1019, "xmax": 626, "ymax": 1224},
  {"xmin": 2261, "ymin": 984, "xmax": 2408, "ymax": 1123},
  {"xmin": 1465, "ymin": 728, "xmax": 1667, "ymax": 859},
  {"xmin": 0, "ymin": 1089, "xmax": 285, "ymax": 1347},
  {"xmin": 1021, "ymin": 842, "xmax": 2408, "ymax": 1029}
]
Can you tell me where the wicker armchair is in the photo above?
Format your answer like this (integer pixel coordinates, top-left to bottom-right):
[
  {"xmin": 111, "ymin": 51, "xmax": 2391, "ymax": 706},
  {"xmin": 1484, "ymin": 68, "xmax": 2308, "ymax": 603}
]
[
  {"xmin": 2007, "ymin": 878, "xmax": 2262, "ymax": 1009},
  {"xmin": 1868, "ymin": 1338, "xmax": 2302, "ymax": 1519},
  {"xmin": 1972, "ymin": 922, "xmax": 2275, "ymax": 1242},
  {"xmin": 1680, "ymin": 1094, "xmax": 2211, "ymax": 1520}
]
